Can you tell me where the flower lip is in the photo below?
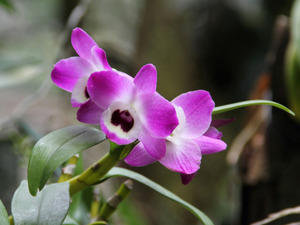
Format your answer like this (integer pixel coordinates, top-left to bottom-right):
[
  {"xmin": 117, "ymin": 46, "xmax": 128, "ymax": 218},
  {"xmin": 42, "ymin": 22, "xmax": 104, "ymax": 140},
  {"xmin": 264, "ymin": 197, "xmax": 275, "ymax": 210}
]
[
  {"xmin": 101, "ymin": 101, "xmax": 142, "ymax": 145},
  {"xmin": 111, "ymin": 109, "xmax": 134, "ymax": 133}
]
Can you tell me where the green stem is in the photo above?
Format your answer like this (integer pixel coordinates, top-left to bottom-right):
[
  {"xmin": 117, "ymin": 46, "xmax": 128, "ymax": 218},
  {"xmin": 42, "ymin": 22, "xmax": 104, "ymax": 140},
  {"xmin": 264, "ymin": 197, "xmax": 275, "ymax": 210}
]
[
  {"xmin": 68, "ymin": 141, "xmax": 136, "ymax": 196},
  {"xmin": 68, "ymin": 152, "xmax": 119, "ymax": 196},
  {"xmin": 99, "ymin": 179, "xmax": 133, "ymax": 221}
]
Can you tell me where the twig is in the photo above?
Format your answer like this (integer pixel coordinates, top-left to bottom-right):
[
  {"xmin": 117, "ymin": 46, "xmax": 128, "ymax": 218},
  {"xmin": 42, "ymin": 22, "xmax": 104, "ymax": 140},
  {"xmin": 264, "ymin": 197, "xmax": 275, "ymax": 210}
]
[{"xmin": 251, "ymin": 205, "xmax": 300, "ymax": 225}]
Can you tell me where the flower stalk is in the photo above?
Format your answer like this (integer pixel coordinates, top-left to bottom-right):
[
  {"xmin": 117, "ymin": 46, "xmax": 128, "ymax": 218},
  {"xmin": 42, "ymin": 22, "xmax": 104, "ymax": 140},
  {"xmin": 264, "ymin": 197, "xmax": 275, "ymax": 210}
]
[{"xmin": 68, "ymin": 141, "xmax": 136, "ymax": 196}]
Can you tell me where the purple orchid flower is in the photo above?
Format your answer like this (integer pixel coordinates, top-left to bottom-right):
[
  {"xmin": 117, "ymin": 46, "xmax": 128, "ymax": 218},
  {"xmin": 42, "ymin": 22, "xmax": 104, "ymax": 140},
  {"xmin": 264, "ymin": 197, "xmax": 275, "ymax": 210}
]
[
  {"xmin": 85, "ymin": 64, "xmax": 179, "ymax": 160},
  {"xmin": 51, "ymin": 28, "xmax": 112, "ymax": 124},
  {"xmin": 125, "ymin": 90, "xmax": 227, "ymax": 183},
  {"xmin": 179, "ymin": 118, "xmax": 234, "ymax": 184}
]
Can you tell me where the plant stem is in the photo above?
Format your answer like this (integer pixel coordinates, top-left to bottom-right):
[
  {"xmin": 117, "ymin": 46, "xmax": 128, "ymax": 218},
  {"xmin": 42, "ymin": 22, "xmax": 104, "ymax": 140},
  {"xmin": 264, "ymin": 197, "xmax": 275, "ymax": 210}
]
[
  {"xmin": 99, "ymin": 179, "xmax": 133, "ymax": 221},
  {"xmin": 68, "ymin": 141, "xmax": 136, "ymax": 196}
]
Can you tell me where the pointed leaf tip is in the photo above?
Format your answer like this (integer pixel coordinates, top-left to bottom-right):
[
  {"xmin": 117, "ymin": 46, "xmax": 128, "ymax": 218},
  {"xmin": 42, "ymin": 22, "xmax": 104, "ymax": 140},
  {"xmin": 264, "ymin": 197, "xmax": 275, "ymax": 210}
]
[{"xmin": 213, "ymin": 100, "xmax": 295, "ymax": 116}]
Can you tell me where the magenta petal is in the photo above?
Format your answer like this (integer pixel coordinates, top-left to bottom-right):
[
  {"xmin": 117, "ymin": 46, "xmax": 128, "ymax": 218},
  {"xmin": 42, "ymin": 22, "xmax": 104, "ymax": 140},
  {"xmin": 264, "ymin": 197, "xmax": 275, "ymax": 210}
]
[
  {"xmin": 77, "ymin": 100, "xmax": 104, "ymax": 125},
  {"xmin": 160, "ymin": 139, "xmax": 201, "ymax": 174},
  {"xmin": 87, "ymin": 70, "xmax": 137, "ymax": 110},
  {"xmin": 124, "ymin": 142, "xmax": 157, "ymax": 166},
  {"xmin": 172, "ymin": 90, "xmax": 214, "ymax": 139},
  {"xmin": 91, "ymin": 47, "xmax": 112, "ymax": 71},
  {"xmin": 71, "ymin": 28, "xmax": 98, "ymax": 61},
  {"xmin": 51, "ymin": 57, "xmax": 94, "ymax": 92},
  {"xmin": 134, "ymin": 64, "xmax": 157, "ymax": 94},
  {"xmin": 138, "ymin": 127, "xmax": 166, "ymax": 159},
  {"xmin": 211, "ymin": 118, "xmax": 235, "ymax": 128},
  {"xmin": 135, "ymin": 92, "xmax": 178, "ymax": 137},
  {"xmin": 203, "ymin": 127, "xmax": 223, "ymax": 139},
  {"xmin": 180, "ymin": 172, "xmax": 197, "ymax": 185},
  {"xmin": 194, "ymin": 136, "xmax": 227, "ymax": 155}
]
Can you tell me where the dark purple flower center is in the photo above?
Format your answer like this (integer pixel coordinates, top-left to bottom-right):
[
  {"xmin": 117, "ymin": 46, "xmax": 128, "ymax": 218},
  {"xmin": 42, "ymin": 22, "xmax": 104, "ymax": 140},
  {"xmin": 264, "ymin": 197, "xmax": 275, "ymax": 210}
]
[
  {"xmin": 84, "ymin": 87, "xmax": 90, "ymax": 99},
  {"xmin": 111, "ymin": 110, "xmax": 134, "ymax": 132}
]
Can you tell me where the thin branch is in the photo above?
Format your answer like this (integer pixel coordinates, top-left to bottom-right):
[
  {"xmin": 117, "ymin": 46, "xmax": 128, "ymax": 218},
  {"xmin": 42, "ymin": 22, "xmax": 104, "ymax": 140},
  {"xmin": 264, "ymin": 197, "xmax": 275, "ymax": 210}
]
[{"xmin": 251, "ymin": 205, "xmax": 300, "ymax": 225}]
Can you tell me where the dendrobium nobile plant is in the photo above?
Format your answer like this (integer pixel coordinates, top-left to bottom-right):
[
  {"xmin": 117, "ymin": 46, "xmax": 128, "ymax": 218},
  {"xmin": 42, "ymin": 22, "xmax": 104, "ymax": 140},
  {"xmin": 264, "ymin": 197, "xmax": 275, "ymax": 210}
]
[{"xmin": 1, "ymin": 28, "xmax": 295, "ymax": 225}]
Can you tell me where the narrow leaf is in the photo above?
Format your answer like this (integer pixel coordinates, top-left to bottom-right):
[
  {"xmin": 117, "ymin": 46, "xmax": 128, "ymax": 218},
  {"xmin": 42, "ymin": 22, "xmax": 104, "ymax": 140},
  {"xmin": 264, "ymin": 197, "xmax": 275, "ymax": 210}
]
[
  {"xmin": 28, "ymin": 125, "xmax": 106, "ymax": 196},
  {"xmin": 12, "ymin": 180, "xmax": 70, "ymax": 225},
  {"xmin": 99, "ymin": 167, "xmax": 214, "ymax": 225},
  {"xmin": 213, "ymin": 100, "xmax": 295, "ymax": 116},
  {"xmin": 0, "ymin": 200, "xmax": 10, "ymax": 225}
]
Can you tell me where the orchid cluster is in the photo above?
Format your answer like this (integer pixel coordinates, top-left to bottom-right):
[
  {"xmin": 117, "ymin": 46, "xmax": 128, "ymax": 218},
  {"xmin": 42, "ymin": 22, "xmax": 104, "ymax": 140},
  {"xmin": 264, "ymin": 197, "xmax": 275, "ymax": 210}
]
[{"xmin": 51, "ymin": 28, "xmax": 227, "ymax": 184}]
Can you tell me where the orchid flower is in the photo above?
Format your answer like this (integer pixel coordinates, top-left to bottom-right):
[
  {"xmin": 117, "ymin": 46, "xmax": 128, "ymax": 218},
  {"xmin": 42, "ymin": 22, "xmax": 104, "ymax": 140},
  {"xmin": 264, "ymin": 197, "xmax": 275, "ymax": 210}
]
[
  {"xmin": 125, "ymin": 90, "xmax": 227, "ymax": 183},
  {"xmin": 51, "ymin": 28, "xmax": 112, "ymax": 124},
  {"xmin": 85, "ymin": 64, "xmax": 179, "ymax": 159},
  {"xmin": 179, "ymin": 119, "xmax": 233, "ymax": 184}
]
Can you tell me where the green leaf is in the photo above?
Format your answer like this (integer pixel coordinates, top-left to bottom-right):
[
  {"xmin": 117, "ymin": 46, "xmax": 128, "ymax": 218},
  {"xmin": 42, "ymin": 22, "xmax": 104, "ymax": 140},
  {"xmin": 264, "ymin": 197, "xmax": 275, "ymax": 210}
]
[
  {"xmin": 63, "ymin": 215, "xmax": 79, "ymax": 225},
  {"xmin": 0, "ymin": 200, "xmax": 10, "ymax": 225},
  {"xmin": 28, "ymin": 125, "xmax": 106, "ymax": 196},
  {"xmin": 12, "ymin": 180, "xmax": 70, "ymax": 225},
  {"xmin": 99, "ymin": 167, "xmax": 214, "ymax": 225},
  {"xmin": 212, "ymin": 100, "xmax": 295, "ymax": 116}
]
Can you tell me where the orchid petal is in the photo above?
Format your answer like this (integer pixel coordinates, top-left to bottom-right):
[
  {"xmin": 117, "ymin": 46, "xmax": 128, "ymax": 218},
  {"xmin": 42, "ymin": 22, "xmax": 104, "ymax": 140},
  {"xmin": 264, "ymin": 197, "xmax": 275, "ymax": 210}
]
[
  {"xmin": 71, "ymin": 28, "xmax": 98, "ymax": 61},
  {"xmin": 124, "ymin": 142, "xmax": 157, "ymax": 166},
  {"xmin": 77, "ymin": 100, "xmax": 104, "ymax": 125},
  {"xmin": 194, "ymin": 128, "xmax": 227, "ymax": 155},
  {"xmin": 91, "ymin": 46, "xmax": 111, "ymax": 71},
  {"xmin": 180, "ymin": 172, "xmax": 197, "ymax": 185},
  {"xmin": 51, "ymin": 57, "xmax": 94, "ymax": 92},
  {"xmin": 100, "ymin": 101, "xmax": 142, "ymax": 145},
  {"xmin": 71, "ymin": 76, "xmax": 89, "ymax": 107},
  {"xmin": 203, "ymin": 126, "xmax": 223, "ymax": 139},
  {"xmin": 138, "ymin": 127, "xmax": 166, "ymax": 159},
  {"xmin": 134, "ymin": 92, "xmax": 178, "ymax": 137},
  {"xmin": 160, "ymin": 138, "xmax": 201, "ymax": 174},
  {"xmin": 87, "ymin": 70, "xmax": 137, "ymax": 110},
  {"xmin": 172, "ymin": 90, "xmax": 214, "ymax": 139},
  {"xmin": 210, "ymin": 118, "xmax": 235, "ymax": 128},
  {"xmin": 134, "ymin": 64, "xmax": 157, "ymax": 94}
]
